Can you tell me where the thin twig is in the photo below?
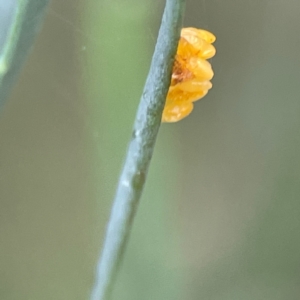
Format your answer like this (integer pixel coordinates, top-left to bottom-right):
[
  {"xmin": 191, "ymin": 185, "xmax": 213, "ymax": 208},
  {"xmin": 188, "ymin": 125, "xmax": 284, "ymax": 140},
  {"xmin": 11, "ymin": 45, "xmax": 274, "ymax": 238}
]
[{"xmin": 90, "ymin": 0, "xmax": 185, "ymax": 299}]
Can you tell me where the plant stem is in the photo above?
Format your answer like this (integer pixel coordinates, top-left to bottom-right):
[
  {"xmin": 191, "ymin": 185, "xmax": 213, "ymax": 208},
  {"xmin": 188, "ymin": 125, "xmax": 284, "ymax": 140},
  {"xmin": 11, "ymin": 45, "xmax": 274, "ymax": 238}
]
[
  {"xmin": 0, "ymin": 0, "xmax": 50, "ymax": 109},
  {"xmin": 90, "ymin": 0, "xmax": 185, "ymax": 299}
]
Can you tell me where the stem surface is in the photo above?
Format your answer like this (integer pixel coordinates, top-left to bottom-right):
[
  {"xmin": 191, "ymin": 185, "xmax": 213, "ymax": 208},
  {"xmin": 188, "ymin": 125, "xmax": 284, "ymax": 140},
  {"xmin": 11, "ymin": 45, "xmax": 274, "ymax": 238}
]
[{"xmin": 90, "ymin": 0, "xmax": 185, "ymax": 299}]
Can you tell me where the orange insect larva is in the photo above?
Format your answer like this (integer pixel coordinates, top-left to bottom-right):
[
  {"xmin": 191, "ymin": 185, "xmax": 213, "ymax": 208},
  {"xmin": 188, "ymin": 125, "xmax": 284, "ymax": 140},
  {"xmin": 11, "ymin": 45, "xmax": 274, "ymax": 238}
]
[{"xmin": 162, "ymin": 27, "xmax": 216, "ymax": 123}]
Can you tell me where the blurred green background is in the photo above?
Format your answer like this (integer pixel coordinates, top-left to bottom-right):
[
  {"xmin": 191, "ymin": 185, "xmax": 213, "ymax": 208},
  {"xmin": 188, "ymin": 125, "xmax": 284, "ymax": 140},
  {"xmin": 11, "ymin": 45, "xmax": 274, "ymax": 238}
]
[{"xmin": 1, "ymin": 0, "xmax": 300, "ymax": 299}]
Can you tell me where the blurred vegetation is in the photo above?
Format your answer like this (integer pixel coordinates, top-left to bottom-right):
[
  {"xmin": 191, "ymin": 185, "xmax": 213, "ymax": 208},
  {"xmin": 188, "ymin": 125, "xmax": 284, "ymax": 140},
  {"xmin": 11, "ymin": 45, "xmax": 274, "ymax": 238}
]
[
  {"xmin": 1, "ymin": 0, "xmax": 300, "ymax": 299},
  {"xmin": 0, "ymin": 0, "xmax": 50, "ymax": 108}
]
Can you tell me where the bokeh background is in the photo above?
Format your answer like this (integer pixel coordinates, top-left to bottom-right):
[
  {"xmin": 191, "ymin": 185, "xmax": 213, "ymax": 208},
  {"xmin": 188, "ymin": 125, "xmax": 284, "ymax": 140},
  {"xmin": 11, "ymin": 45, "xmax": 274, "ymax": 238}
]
[{"xmin": 1, "ymin": 0, "xmax": 300, "ymax": 299}]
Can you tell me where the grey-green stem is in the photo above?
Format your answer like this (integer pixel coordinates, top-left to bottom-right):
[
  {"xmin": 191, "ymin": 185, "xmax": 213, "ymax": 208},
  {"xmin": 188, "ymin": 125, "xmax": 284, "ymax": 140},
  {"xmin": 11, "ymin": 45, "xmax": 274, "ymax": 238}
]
[
  {"xmin": 90, "ymin": 0, "xmax": 185, "ymax": 299},
  {"xmin": 0, "ymin": 0, "xmax": 50, "ymax": 109}
]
